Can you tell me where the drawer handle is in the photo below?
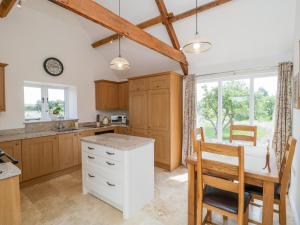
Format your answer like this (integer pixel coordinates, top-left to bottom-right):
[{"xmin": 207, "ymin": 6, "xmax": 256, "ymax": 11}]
[
  {"xmin": 106, "ymin": 181, "xmax": 116, "ymax": 187},
  {"xmin": 88, "ymin": 156, "xmax": 95, "ymax": 159},
  {"xmin": 106, "ymin": 161, "xmax": 115, "ymax": 166},
  {"xmin": 88, "ymin": 147, "xmax": 95, "ymax": 150},
  {"xmin": 106, "ymin": 151, "xmax": 115, "ymax": 156},
  {"xmin": 88, "ymin": 173, "xmax": 95, "ymax": 178}
]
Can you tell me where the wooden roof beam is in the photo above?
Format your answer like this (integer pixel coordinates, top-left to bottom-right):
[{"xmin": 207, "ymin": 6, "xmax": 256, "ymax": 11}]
[
  {"xmin": 91, "ymin": 0, "xmax": 232, "ymax": 48},
  {"xmin": 0, "ymin": 0, "xmax": 17, "ymax": 18},
  {"xmin": 49, "ymin": 0, "xmax": 188, "ymax": 65},
  {"xmin": 155, "ymin": 0, "xmax": 188, "ymax": 75}
]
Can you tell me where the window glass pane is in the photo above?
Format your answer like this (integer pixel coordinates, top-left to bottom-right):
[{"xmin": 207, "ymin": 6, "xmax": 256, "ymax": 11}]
[
  {"xmin": 254, "ymin": 76, "xmax": 277, "ymax": 145},
  {"xmin": 48, "ymin": 88, "xmax": 65, "ymax": 119},
  {"xmin": 196, "ymin": 82, "xmax": 219, "ymax": 140},
  {"xmin": 222, "ymin": 79, "xmax": 250, "ymax": 141},
  {"xmin": 24, "ymin": 86, "xmax": 42, "ymax": 121}
]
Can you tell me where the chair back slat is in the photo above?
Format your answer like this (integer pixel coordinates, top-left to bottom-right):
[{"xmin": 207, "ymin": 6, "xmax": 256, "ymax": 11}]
[
  {"xmin": 203, "ymin": 175, "xmax": 239, "ymax": 193},
  {"xmin": 230, "ymin": 124, "xmax": 257, "ymax": 146},
  {"xmin": 192, "ymin": 127, "xmax": 205, "ymax": 153},
  {"xmin": 202, "ymin": 159, "xmax": 239, "ymax": 178}
]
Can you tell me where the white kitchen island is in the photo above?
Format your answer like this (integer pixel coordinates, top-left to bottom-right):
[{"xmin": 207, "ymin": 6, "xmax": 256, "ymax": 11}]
[{"xmin": 81, "ymin": 133, "xmax": 155, "ymax": 219}]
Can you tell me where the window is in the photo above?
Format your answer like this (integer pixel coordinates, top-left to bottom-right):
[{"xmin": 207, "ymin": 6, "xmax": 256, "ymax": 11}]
[
  {"xmin": 24, "ymin": 83, "xmax": 68, "ymax": 121},
  {"xmin": 196, "ymin": 73, "xmax": 277, "ymax": 145}
]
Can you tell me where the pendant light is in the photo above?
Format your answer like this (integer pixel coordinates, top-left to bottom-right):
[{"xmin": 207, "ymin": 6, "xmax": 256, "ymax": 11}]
[
  {"xmin": 181, "ymin": 0, "xmax": 212, "ymax": 54},
  {"xmin": 110, "ymin": 0, "xmax": 130, "ymax": 70}
]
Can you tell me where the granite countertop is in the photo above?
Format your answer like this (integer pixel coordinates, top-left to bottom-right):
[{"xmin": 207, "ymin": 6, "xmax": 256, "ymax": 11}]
[
  {"xmin": 0, "ymin": 162, "xmax": 21, "ymax": 180},
  {"xmin": 0, "ymin": 125, "xmax": 129, "ymax": 143},
  {"xmin": 81, "ymin": 133, "xmax": 155, "ymax": 151}
]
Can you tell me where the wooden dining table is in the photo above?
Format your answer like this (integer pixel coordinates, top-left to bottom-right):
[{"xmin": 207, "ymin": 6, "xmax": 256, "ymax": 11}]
[{"xmin": 186, "ymin": 145, "xmax": 279, "ymax": 225}]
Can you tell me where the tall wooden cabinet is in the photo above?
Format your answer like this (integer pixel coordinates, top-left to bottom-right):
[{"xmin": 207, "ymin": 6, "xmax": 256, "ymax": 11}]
[
  {"xmin": 129, "ymin": 72, "xmax": 183, "ymax": 171},
  {"xmin": 0, "ymin": 63, "xmax": 7, "ymax": 112}
]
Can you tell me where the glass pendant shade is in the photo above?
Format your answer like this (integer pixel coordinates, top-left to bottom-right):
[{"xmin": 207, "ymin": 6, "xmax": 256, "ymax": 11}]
[
  {"xmin": 110, "ymin": 57, "xmax": 130, "ymax": 70},
  {"xmin": 181, "ymin": 35, "xmax": 212, "ymax": 54}
]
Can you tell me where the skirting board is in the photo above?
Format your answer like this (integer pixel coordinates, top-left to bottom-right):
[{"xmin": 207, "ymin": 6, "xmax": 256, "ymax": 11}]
[{"xmin": 289, "ymin": 194, "xmax": 300, "ymax": 225}]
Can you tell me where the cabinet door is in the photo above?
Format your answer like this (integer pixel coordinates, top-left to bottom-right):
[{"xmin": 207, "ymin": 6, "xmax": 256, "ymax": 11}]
[
  {"xmin": 22, "ymin": 136, "xmax": 59, "ymax": 181},
  {"xmin": 95, "ymin": 81, "xmax": 119, "ymax": 110},
  {"xmin": 148, "ymin": 130, "xmax": 170, "ymax": 167},
  {"xmin": 78, "ymin": 130, "xmax": 95, "ymax": 163},
  {"xmin": 129, "ymin": 91, "xmax": 148, "ymax": 129},
  {"xmin": 148, "ymin": 89, "xmax": 170, "ymax": 131},
  {"xmin": 129, "ymin": 78, "xmax": 148, "ymax": 91},
  {"xmin": 131, "ymin": 128, "xmax": 148, "ymax": 137},
  {"xmin": 0, "ymin": 66, "xmax": 5, "ymax": 111},
  {"xmin": 58, "ymin": 133, "xmax": 79, "ymax": 169},
  {"xmin": 116, "ymin": 126, "xmax": 129, "ymax": 135},
  {"xmin": 118, "ymin": 82, "xmax": 129, "ymax": 109},
  {"xmin": 148, "ymin": 75, "xmax": 170, "ymax": 90},
  {"xmin": 0, "ymin": 141, "xmax": 22, "ymax": 181}
]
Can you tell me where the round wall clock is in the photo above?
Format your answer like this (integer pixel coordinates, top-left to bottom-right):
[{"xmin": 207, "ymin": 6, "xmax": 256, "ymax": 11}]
[{"xmin": 43, "ymin": 57, "xmax": 64, "ymax": 76}]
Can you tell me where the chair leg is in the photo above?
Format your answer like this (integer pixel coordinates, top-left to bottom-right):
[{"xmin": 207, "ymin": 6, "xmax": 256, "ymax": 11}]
[
  {"xmin": 206, "ymin": 210, "xmax": 212, "ymax": 222},
  {"xmin": 243, "ymin": 207, "xmax": 249, "ymax": 225},
  {"xmin": 197, "ymin": 201, "xmax": 203, "ymax": 225},
  {"xmin": 223, "ymin": 215, "xmax": 228, "ymax": 225},
  {"xmin": 279, "ymin": 198, "xmax": 286, "ymax": 225}
]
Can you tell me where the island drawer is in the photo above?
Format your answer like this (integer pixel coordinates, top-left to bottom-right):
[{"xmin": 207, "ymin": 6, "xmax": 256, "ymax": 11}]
[{"xmin": 82, "ymin": 142, "xmax": 123, "ymax": 162}]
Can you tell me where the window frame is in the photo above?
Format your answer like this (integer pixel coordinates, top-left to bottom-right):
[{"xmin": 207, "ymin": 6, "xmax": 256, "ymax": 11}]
[{"xmin": 196, "ymin": 71, "xmax": 277, "ymax": 142}]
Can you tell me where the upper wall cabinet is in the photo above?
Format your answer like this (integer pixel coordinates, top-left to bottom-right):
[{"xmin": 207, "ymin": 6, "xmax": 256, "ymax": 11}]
[
  {"xmin": 0, "ymin": 63, "xmax": 7, "ymax": 112},
  {"xmin": 95, "ymin": 80, "xmax": 128, "ymax": 110}
]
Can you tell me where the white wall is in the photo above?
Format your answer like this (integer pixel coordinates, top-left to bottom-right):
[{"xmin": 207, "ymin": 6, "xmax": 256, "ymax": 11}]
[
  {"xmin": 289, "ymin": 0, "xmax": 300, "ymax": 224},
  {"xmin": 0, "ymin": 1, "xmax": 118, "ymax": 130}
]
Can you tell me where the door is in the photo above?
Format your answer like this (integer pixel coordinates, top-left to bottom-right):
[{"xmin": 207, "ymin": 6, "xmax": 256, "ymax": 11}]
[
  {"xmin": 58, "ymin": 133, "xmax": 79, "ymax": 169},
  {"xmin": 148, "ymin": 89, "xmax": 170, "ymax": 131},
  {"xmin": 148, "ymin": 130, "xmax": 170, "ymax": 166},
  {"xmin": 118, "ymin": 82, "xmax": 129, "ymax": 109},
  {"xmin": 22, "ymin": 136, "xmax": 59, "ymax": 181},
  {"xmin": 129, "ymin": 91, "xmax": 148, "ymax": 129}
]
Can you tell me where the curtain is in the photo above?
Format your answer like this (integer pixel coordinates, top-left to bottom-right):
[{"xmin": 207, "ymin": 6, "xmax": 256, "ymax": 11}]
[
  {"xmin": 272, "ymin": 62, "xmax": 293, "ymax": 169},
  {"xmin": 182, "ymin": 74, "xmax": 196, "ymax": 165}
]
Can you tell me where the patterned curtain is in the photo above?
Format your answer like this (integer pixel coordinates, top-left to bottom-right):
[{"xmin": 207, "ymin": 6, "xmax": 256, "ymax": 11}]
[
  {"xmin": 182, "ymin": 74, "xmax": 196, "ymax": 165},
  {"xmin": 272, "ymin": 62, "xmax": 293, "ymax": 169}
]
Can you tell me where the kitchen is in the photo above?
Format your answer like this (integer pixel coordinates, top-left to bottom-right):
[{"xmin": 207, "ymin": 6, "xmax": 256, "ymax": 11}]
[{"xmin": 0, "ymin": 0, "xmax": 300, "ymax": 225}]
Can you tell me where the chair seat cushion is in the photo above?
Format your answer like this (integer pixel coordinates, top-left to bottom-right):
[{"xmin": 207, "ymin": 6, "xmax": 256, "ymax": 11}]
[
  {"xmin": 245, "ymin": 183, "xmax": 281, "ymax": 200},
  {"xmin": 203, "ymin": 185, "xmax": 252, "ymax": 214}
]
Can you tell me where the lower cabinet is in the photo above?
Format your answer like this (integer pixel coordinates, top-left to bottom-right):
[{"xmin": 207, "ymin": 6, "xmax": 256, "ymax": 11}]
[
  {"xmin": 21, "ymin": 136, "xmax": 59, "ymax": 181},
  {"xmin": 116, "ymin": 127, "xmax": 129, "ymax": 135},
  {"xmin": 58, "ymin": 133, "xmax": 79, "ymax": 169},
  {"xmin": 0, "ymin": 140, "xmax": 22, "ymax": 181}
]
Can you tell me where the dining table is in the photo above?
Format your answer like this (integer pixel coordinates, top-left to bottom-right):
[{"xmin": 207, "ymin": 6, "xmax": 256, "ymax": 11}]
[{"xmin": 186, "ymin": 144, "xmax": 279, "ymax": 225}]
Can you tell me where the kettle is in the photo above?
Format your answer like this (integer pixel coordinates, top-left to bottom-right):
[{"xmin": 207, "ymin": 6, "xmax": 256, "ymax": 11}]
[{"xmin": 102, "ymin": 116, "xmax": 109, "ymax": 126}]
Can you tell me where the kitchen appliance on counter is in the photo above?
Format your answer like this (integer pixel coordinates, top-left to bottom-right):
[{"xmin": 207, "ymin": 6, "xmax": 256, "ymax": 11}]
[{"xmin": 111, "ymin": 115, "xmax": 127, "ymax": 124}]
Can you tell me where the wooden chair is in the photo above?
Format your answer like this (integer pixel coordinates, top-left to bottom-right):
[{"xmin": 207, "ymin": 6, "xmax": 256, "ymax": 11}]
[
  {"xmin": 197, "ymin": 142, "xmax": 251, "ymax": 225},
  {"xmin": 192, "ymin": 127, "xmax": 205, "ymax": 153},
  {"xmin": 230, "ymin": 124, "xmax": 257, "ymax": 146},
  {"xmin": 246, "ymin": 136, "xmax": 297, "ymax": 225}
]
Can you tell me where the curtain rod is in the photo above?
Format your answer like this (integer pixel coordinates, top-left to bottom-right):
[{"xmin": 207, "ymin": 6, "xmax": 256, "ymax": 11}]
[{"xmin": 194, "ymin": 65, "xmax": 278, "ymax": 78}]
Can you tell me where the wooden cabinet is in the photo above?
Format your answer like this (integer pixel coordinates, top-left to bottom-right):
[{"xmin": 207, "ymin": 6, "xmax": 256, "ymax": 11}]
[
  {"xmin": 116, "ymin": 126, "xmax": 129, "ymax": 135},
  {"xmin": 129, "ymin": 91, "xmax": 148, "ymax": 129},
  {"xmin": 129, "ymin": 72, "xmax": 182, "ymax": 171},
  {"xmin": 0, "ymin": 140, "xmax": 22, "ymax": 181},
  {"xmin": 21, "ymin": 136, "xmax": 59, "ymax": 181},
  {"xmin": 78, "ymin": 130, "xmax": 95, "ymax": 163},
  {"xmin": 95, "ymin": 80, "xmax": 129, "ymax": 110},
  {"xmin": 118, "ymin": 82, "xmax": 129, "ymax": 109},
  {"xmin": 58, "ymin": 133, "xmax": 80, "ymax": 169},
  {"xmin": 0, "ymin": 63, "xmax": 7, "ymax": 112}
]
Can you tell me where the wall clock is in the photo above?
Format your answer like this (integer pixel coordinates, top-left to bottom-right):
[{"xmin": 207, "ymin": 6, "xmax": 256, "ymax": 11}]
[{"xmin": 43, "ymin": 57, "xmax": 64, "ymax": 76}]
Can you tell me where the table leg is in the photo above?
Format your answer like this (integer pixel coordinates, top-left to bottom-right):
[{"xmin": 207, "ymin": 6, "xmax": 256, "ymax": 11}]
[
  {"xmin": 262, "ymin": 181, "xmax": 274, "ymax": 225},
  {"xmin": 188, "ymin": 163, "xmax": 196, "ymax": 225}
]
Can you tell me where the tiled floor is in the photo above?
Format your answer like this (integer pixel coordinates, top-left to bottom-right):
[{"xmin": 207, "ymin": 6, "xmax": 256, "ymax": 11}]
[{"xmin": 21, "ymin": 167, "xmax": 295, "ymax": 225}]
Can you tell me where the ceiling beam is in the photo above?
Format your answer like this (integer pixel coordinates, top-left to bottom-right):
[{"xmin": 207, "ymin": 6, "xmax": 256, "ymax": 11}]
[
  {"xmin": 0, "ymin": 0, "xmax": 17, "ymax": 18},
  {"xmin": 49, "ymin": 0, "xmax": 188, "ymax": 65},
  {"xmin": 155, "ymin": 0, "xmax": 188, "ymax": 75},
  {"xmin": 91, "ymin": 0, "xmax": 232, "ymax": 48},
  {"xmin": 91, "ymin": 13, "xmax": 173, "ymax": 48}
]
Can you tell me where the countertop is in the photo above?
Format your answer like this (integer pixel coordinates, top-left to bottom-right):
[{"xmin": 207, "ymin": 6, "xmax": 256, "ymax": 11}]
[
  {"xmin": 0, "ymin": 125, "xmax": 128, "ymax": 143},
  {"xmin": 0, "ymin": 162, "xmax": 21, "ymax": 180},
  {"xmin": 81, "ymin": 133, "xmax": 155, "ymax": 151}
]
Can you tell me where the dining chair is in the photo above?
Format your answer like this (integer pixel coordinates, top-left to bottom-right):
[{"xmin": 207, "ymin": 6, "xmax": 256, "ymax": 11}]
[
  {"xmin": 230, "ymin": 124, "xmax": 257, "ymax": 146},
  {"xmin": 197, "ymin": 142, "xmax": 251, "ymax": 225},
  {"xmin": 192, "ymin": 127, "xmax": 205, "ymax": 153},
  {"xmin": 246, "ymin": 136, "xmax": 297, "ymax": 225}
]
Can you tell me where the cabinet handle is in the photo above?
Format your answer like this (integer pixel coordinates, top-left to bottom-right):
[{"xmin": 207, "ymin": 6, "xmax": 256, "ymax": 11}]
[
  {"xmin": 88, "ymin": 147, "xmax": 95, "ymax": 150},
  {"xmin": 106, "ymin": 161, "xmax": 115, "ymax": 166},
  {"xmin": 106, "ymin": 181, "xmax": 116, "ymax": 187},
  {"xmin": 88, "ymin": 173, "xmax": 95, "ymax": 178},
  {"xmin": 106, "ymin": 151, "xmax": 115, "ymax": 155},
  {"xmin": 88, "ymin": 156, "xmax": 95, "ymax": 159}
]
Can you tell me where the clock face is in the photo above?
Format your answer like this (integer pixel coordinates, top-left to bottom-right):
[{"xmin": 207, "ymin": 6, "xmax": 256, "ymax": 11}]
[{"xmin": 43, "ymin": 58, "xmax": 64, "ymax": 76}]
